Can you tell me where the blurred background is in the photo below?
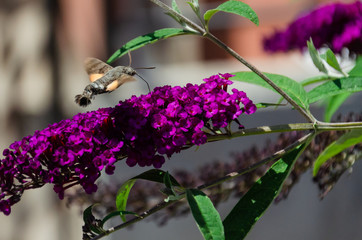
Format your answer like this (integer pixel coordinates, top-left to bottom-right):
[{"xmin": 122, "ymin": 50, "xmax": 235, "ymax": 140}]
[{"xmin": 0, "ymin": 0, "xmax": 361, "ymax": 239}]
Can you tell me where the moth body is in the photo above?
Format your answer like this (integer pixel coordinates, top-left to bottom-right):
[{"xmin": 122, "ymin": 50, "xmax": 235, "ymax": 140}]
[{"xmin": 75, "ymin": 58, "xmax": 137, "ymax": 107}]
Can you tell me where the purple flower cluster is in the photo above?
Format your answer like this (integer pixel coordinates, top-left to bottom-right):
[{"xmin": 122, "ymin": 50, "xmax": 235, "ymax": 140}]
[
  {"xmin": 0, "ymin": 73, "xmax": 256, "ymax": 215},
  {"xmin": 264, "ymin": 1, "xmax": 362, "ymax": 55}
]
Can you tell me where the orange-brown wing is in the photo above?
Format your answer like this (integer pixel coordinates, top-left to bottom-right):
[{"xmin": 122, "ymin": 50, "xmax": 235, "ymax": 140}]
[
  {"xmin": 106, "ymin": 73, "xmax": 136, "ymax": 92},
  {"xmin": 84, "ymin": 57, "xmax": 113, "ymax": 82}
]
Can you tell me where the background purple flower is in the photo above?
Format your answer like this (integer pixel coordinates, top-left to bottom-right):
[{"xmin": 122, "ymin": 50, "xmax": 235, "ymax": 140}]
[{"xmin": 264, "ymin": 1, "xmax": 362, "ymax": 55}]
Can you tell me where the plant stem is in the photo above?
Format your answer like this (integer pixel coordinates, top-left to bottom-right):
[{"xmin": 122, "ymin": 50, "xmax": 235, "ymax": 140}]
[
  {"xmin": 149, "ymin": 0, "xmax": 316, "ymax": 123},
  {"xmin": 206, "ymin": 121, "xmax": 362, "ymax": 142},
  {"xmin": 204, "ymin": 32, "xmax": 316, "ymax": 123},
  {"xmin": 91, "ymin": 132, "xmax": 314, "ymax": 240}
]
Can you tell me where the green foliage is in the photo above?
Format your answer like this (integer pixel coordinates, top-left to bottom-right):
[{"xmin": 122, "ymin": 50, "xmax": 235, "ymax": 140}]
[
  {"xmin": 349, "ymin": 55, "xmax": 362, "ymax": 77},
  {"xmin": 324, "ymin": 93, "xmax": 352, "ymax": 122},
  {"xmin": 116, "ymin": 179, "xmax": 136, "ymax": 222},
  {"xmin": 187, "ymin": 189, "xmax": 225, "ymax": 240},
  {"xmin": 231, "ymin": 72, "xmax": 309, "ymax": 110},
  {"xmin": 307, "ymin": 77, "xmax": 362, "ymax": 103},
  {"xmin": 107, "ymin": 28, "xmax": 196, "ymax": 64},
  {"xmin": 115, "ymin": 169, "xmax": 181, "ymax": 221},
  {"xmin": 167, "ymin": 0, "xmax": 186, "ymax": 26},
  {"xmin": 204, "ymin": 0, "xmax": 259, "ymax": 28},
  {"xmin": 313, "ymin": 129, "xmax": 362, "ymax": 176},
  {"xmin": 300, "ymin": 75, "xmax": 335, "ymax": 87},
  {"xmin": 187, "ymin": 0, "xmax": 201, "ymax": 19},
  {"xmin": 223, "ymin": 144, "xmax": 307, "ymax": 240},
  {"xmin": 307, "ymin": 39, "xmax": 328, "ymax": 75},
  {"xmin": 320, "ymin": 49, "xmax": 346, "ymax": 75},
  {"xmin": 101, "ymin": 210, "xmax": 138, "ymax": 227},
  {"xmin": 83, "ymin": 205, "xmax": 106, "ymax": 234}
]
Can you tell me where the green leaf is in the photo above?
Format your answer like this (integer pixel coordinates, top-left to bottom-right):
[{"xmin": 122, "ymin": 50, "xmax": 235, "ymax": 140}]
[
  {"xmin": 83, "ymin": 205, "xmax": 105, "ymax": 234},
  {"xmin": 107, "ymin": 28, "xmax": 196, "ymax": 64},
  {"xmin": 349, "ymin": 55, "xmax": 362, "ymax": 77},
  {"xmin": 116, "ymin": 179, "xmax": 136, "ymax": 222},
  {"xmin": 307, "ymin": 39, "xmax": 328, "ymax": 75},
  {"xmin": 321, "ymin": 49, "xmax": 345, "ymax": 75},
  {"xmin": 307, "ymin": 76, "xmax": 362, "ymax": 103},
  {"xmin": 223, "ymin": 144, "xmax": 306, "ymax": 240},
  {"xmin": 101, "ymin": 210, "xmax": 138, "ymax": 227},
  {"xmin": 255, "ymin": 102, "xmax": 286, "ymax": 109},
  {"xmin": 166, "ymin": 0, "xmax": 187, "ymax": 26},
  {"xmin": 300, "ymin": 75, "xmax": 334, "ymax": 87},
  {"xmin": 324, "ymin": 92, "xmax": 352, "ymax": 122},
  {"xmin": 115, "ymin": 169, "xmax": 181, "ymax": 221},
  {"xmin": 204, "ymin": 0, "xmax": 259, "ymax": 28},
  {"xmin": 313, "ymin": 129, "xmax": 362, "ymax": 176},
  {"xmin": 162, "ymin": 171, "xmax": 180, "ymax": 199},
  {"xmin": 187, "ymin": 189, "xmax": 225, "ymax": 240},
  {"xmin": 231, "ymin": 72, "xmax": 310, "ymax": 110},
  {"xmin": 132, "ymin": 169, "xmax": 181, "ymax": 186},
  {"xmin": 187, "ymin": 0, "xmax": 201, "ymax": 18},
  {"xmin": 172, "ymin": 0, "xmax": 182, "ymax": 14}
]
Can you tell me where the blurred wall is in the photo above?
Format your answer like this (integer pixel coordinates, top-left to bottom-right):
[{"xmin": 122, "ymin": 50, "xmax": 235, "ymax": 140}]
[{"xmin": 0, "ymin": 0, "xmax": 360, "ymax": 240}]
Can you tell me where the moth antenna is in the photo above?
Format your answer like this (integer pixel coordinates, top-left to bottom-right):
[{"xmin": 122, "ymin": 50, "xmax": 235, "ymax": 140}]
[
  {"xmin": 135, "ymin": 73, "xmax": 151, "ymax": 93},
  {"xmin": 135, "ymin": 66, "xmax": 156, "ymax": 70},
  {"xmin": 127, "ymin": 51, "xmax": 132, "ymax": 67}
]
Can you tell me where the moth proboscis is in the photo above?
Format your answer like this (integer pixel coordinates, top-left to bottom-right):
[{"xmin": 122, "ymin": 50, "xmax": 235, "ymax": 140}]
[{"xmin": 75, "ymin": 57, "xmax": 152, "ymax": 107}]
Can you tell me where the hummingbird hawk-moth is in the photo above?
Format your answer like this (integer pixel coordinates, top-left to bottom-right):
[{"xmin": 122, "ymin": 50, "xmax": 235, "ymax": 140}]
[{"xmin": 75, "ymin": 57, "xmax": 151, "ymax": 107}]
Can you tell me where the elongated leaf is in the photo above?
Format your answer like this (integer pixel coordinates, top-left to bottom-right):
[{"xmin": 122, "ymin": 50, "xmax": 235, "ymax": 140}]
[
  {"xmin": 107, "ymin": 28, "xmax": 196, "ymax": 63},
  {"xmin": 187, "ymin": 0, "xmax": 201, "ymax": 17},
  {"xmin": 115, "ymin": 169, "xmax": 181, "ymax": 221},
  {"xmin": 255, "ymin": 102, "xmax": 286, "ymax": 109},
  {"xmin": 116, "ymin": 179, "xmax": 136, "ymax": 222},
  {"xmin": 204, "ymin": 0, "xmax": 259, "ymax": 27},
  {"xmin": 321, "ymin": 49, "xmax": 344, "ymax": 75},
  {"xmin": 132, "ymin": 169, "xmax": 181, "ymax": 186},
  {"xmin": 308, "ymin": 77, "xmax": 362, "ymax": 103},
  {"xmin": 83, "ymin": 205, "xmax": 105, "ymax": 234},
  {"xmin": 187, "ymin": 189, "xmax": 225, "ymax": 240},
  {"xmin": 223, "ymin": 144, "xmax": 306, "ymax": 240},
  {"xmin": 101, "ymin": 210, "xmax": 138, "ymax": 227},
  {"xmin": 231, "ymin": 72, "xmax": 309, "ymax": 110},
  {"xmin": 313, "ymin": 129, "xmax": 362, "ymax": 176},
  {"xmin": 300, "ymin": 75, "xmax": 334, "ymax": 87},
  {"xmin": 324, "ymin": 93, "xmax": 352, "ymax": 122},
  {"xmin": 172, "ymin": 0, "xmax": 182, "ymax": 14},
  {"xmin": 349, "ymin": 55, "xmax": 362, "ymax": 77},
  {"xmin": 307, "ymin": 39, "xmax": 328, "ymax": 74}
]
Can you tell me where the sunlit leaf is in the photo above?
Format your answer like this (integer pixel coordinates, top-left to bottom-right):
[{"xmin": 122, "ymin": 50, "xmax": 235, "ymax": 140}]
[
  {"xmin": 204, "ymin": 0, "xmax": 259, "ymax": 27},
  {"xmin": 231, "ymin": 72, "xmax": 309, "ymax": 110},
  {"xmin": 107, "ymin": 28, "xmax": 196, "ymax": 63},
  {"xmin": 313, "ymin": 129, "xmax": 362, "ymax": 176},
  {"xmin": 187, "ymin": 0, "xmax": 201, "ymax": 18},
  {"xmin": 116, "ymin": 179, "xmax": 136, "ymax": 222},
  {"xmin": 324, "ymin": 93, "xmax": 352, "ymax": 122},
  {"xmin": 308, "ymin": 77, "xmax": 362, "ymax": 103},
  {"xmin": 300, "ymin": 75, "xmax": 334, "ymax": 87},
  {"xmin": 115, "ymin": 169, "xmax": 181, "ymax": 221},
  {"xmin": 349, "ymin": 55, "xmax": 362, "ymax": 77},
  {"xmin": 187, "ymin": 189, "xmax": 225, "ymax": 240},
  {"xmin": 223, "ymin": 144, "xmax": 306, "ymax": 240},
  {"xmin": 320, "ymin": 48, "xmax": 345, "ymax": 75},
  {"xmin": 307, "ymin": 39, "xmax": 328, "ymax": 75}
]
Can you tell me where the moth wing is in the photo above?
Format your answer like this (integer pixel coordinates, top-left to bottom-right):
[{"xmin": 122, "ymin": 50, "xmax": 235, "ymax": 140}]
[
  {"xmin": 106, "ymin": 74, "xmax": 136, "ymax": 92},
  {"xmin": 84, "ymin": 57, "xmax": 113, "ymax": 82}
]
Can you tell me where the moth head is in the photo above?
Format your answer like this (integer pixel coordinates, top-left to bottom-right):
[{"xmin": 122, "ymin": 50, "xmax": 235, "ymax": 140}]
[{"xmin": 123, "ymin": 66, "xmax": 137, "ymax": 76}]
